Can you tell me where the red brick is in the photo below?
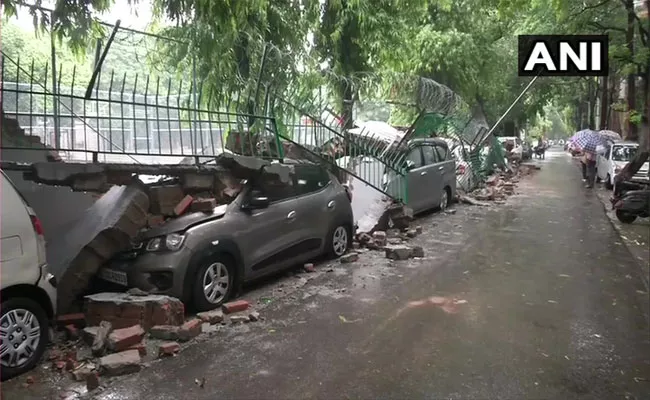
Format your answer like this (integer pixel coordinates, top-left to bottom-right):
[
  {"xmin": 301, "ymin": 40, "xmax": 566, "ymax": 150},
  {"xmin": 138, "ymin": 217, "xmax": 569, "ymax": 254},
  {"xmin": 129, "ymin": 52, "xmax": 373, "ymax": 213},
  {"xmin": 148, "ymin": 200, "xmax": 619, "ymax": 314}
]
[
  {"xmin": 25, "ymin": 376, "xmax": 35, "ymax": 384},
  {"xmin": 149, "ymin": 325, "xmax": 180, "ymax": 340},
  {"xmin": 222, "ymin": 300, "xmax": 249, "ymax": 314},
  {"xmin": 173, "ymin": 195, "xmax": 194, "ymax": 216},
  {"xmin": 127, "ymin": 341, "xmax": 147, "ymax": 356},
  {"xmin": 190, "ymin": 198, "xmax": 217, "ymax": 212},
  {"xmin": 177, "ymin": 319, "xmax": 201, "ymax": 342},
  {"xmin": 56, "ymin": 313, "xmax": 85, "ymax": 327},
  {"xmin": 107, "ymin": 325, "xmax": 145, "ymax": 352},
  {"xmin": 54, "ymin": 360, "xmax": 66, "ymax": 370},
  {"xmin": 84, "ymin": 293, "xmax": 184, "ymax": 331},
  {"xmin": 64, "ymin": 350, "xmax": 77, "ymax": 362},
  {"xmin": 158, "ymin": 342, "xmax": 180, "ymax": 357}
]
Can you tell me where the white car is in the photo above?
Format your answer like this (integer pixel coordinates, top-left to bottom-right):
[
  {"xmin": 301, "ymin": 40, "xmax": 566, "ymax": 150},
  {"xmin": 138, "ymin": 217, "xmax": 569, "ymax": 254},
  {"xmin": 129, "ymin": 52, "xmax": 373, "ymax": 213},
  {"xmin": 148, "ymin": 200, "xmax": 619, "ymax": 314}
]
[
  {"xmin": 497, "ymin": 136, "xmax": 523, "ymax": 160},
  {"xmin": 596, "ymin": 142, "xmax": 650, "ymax": 189},
  {"xmin": 1, "ymin": 170, "xmax": 57, "ymax": 381}
]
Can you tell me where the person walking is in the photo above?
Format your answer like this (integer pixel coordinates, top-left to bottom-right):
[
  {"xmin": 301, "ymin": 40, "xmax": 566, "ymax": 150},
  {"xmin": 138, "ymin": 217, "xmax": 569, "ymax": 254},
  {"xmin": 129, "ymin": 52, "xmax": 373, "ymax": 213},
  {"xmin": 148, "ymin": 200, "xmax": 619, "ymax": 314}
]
[{"xmin": 584, "ymin": 150, "xmax": 597, "ymax": 188}]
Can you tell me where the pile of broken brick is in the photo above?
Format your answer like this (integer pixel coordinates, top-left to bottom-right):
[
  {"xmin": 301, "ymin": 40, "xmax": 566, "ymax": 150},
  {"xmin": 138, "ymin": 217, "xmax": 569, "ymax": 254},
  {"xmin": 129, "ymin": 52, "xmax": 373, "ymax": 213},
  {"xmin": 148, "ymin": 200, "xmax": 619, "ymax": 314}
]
[
  {"xmin": 45, "ymin": 291, "xmax": 260, "ymax": 393},
  {"xmin": 461, "ymin": 163, "xmax": 540, "ymax": 205}
]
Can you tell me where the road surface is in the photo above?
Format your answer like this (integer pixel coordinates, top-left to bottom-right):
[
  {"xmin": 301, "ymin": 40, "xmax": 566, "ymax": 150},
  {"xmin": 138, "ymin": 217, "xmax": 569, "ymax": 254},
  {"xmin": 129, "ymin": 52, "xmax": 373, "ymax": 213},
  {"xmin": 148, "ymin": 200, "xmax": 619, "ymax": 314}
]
[{"xmin": 7, "ymin": 148, "xmax": 650, "ymax": 399}]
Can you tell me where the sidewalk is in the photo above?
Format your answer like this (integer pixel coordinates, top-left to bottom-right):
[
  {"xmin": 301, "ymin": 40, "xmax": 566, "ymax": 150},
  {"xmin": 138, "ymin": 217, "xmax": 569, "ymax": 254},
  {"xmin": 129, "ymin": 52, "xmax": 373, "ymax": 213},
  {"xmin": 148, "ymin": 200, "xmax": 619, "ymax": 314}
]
[{"xmin": 593, "ymin": 183, "xmax": 650, "ymax": 291}]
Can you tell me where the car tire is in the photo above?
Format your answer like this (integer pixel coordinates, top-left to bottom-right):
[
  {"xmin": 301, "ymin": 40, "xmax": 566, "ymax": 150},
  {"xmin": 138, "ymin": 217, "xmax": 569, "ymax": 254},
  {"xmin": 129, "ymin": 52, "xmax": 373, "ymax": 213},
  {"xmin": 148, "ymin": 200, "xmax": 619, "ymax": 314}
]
[
  {"xmin": 605, "ymin": 175, "xmax": 614, "ymax": 190},
  {"xmin": 192, "ymin": 255, "xmax": 236, "ymax": 312},
  {"xmin": 326, "ymin": 224, "xmax": 351, "ymax": 259},
  {"xmin": 1, "ymin": 297, "xmax": 49, "ymax": 381},
  {"xmin": 615, "ymin": 210, "xmax": 637, "ymax": 224}
]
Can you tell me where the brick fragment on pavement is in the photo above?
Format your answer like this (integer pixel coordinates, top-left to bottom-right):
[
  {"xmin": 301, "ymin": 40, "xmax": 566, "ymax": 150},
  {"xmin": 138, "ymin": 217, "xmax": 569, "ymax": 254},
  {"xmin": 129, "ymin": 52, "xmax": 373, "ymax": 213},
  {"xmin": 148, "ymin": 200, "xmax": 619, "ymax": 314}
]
[
  {"xmin": 107, "ymin": 324, "xmax": 145, "ymax": 352},
  {"xmin": 178, "ymin": 319, "xmax": 201, "ymax": 342},
  {"xmin": 444, "ymin": 209, "xmax": 457, "ymax": 215},
  {"xmin": 196, "ymin": 310, "xmax": 224, "ymax": 324},
  {"xmin": 248, "ymin": 311, "xmax": 260, "ymax": 322},
  {"xmin": 411, "ymin": 246, "xmax": 425, "ymax": 258},
  {"xmin": 340, "ymin": 252, "xmax": 359, "ymax": 263},
  {"xmin": 222, "ymin": 300, "xmax": 250, "ymax": 314},
  {"xmin": 158, "ymin": 342, "xmax": 180, "ymax": 357},
  {"xmin": 149, "ymin": 325, "xmax": 181, "ymax": 341},
  {"xmin": 71, "ymin": 366, "xmax": 95, "ymax": 382},
  {"xmin": 230, "ymin": 315, "xmax": 249, "ymax": 324},
  {"xmin": 98, "ymin": 349, "xmax": 142, "ymax": 376},
  {"xmin": 190, "ymin": 198, "xmax": 217, "ymax": 212},
  {"xmin": 303, "ymin": 263, "xmax": 315, "ymax": 273},
  {"xmin": 174, "ymin": 194, "xmax": 194, "ymax": 216}
]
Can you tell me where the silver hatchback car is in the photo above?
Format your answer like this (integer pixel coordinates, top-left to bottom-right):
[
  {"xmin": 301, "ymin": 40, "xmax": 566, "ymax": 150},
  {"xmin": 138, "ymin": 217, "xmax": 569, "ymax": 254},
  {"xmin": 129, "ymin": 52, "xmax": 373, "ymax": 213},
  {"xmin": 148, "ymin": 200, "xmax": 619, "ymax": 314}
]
[{"xmin": 101, "ymin": 162, "xmax": 354, "ymax": 311}]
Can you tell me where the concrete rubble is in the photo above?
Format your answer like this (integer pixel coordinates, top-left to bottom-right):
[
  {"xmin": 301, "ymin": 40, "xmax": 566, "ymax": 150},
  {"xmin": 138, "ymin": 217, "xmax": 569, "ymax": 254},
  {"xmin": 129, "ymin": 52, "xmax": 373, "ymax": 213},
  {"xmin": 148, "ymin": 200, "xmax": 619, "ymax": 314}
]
[{"xmin": 459, "ymin": 163, "xmax": 540, "ymax": 205}]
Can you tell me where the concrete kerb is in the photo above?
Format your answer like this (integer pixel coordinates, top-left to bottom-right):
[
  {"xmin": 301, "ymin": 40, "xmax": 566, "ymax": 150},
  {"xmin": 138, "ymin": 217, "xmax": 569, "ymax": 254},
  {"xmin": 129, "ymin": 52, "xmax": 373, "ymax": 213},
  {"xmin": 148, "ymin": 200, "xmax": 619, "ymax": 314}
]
[{"xmin": 593, "ymin": 186, "xmax": 650, "ymax": 293}]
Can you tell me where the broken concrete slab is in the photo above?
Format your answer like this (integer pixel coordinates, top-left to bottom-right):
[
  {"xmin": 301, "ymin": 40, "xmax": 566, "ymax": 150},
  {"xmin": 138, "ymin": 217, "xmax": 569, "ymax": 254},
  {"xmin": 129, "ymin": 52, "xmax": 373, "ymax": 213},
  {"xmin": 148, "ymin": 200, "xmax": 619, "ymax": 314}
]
[
  {"xmin": 196, "ymin": 310, "xmax": 224, "ymax": 324},
  {"xmin": 98, "ymin": 349, "xmax": 141, "ymax": 376},
  {"xmin": 385, "ymin": 245, "xmax": 413, "ymax": 260},
  {"xmin": 340, "ymin": 252, "xmax": 359, "ymax": 263},
  {"xmin": 91, "ymin": 321, "xmax": 112, "ymax": 357},
  {"xmin": 85, "ymin": 293, "xmax": 185, "ymax": 331},
  {"xmin": 50, "ymin": 184, "xmax": 150, "ymax": 313}
]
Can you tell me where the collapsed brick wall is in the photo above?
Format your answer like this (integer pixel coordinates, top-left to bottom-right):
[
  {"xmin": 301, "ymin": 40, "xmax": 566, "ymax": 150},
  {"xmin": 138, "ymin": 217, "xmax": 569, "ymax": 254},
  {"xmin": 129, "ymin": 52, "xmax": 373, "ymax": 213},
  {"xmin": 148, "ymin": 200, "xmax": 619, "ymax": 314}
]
[{"xmin": 1, "ymin": 110, "xmax": 63, "ymax": 162}]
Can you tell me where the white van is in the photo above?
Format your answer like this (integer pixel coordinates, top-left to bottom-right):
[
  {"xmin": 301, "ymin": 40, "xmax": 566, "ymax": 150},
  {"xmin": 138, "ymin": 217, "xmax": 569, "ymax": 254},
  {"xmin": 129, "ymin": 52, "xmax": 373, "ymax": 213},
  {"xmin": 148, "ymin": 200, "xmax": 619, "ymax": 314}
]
[{"xmin": 1, "ymin": 170, "xmax": 57, "ymax": 381}]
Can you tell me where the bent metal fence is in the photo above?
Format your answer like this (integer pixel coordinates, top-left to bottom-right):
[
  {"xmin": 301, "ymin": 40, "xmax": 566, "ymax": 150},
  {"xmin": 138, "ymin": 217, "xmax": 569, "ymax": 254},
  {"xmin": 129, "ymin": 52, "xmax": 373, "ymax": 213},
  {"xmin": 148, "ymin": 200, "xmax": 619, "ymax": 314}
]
[{"xmin": 0, "ymin": 52, "xmax": 279, "ymax": 164}]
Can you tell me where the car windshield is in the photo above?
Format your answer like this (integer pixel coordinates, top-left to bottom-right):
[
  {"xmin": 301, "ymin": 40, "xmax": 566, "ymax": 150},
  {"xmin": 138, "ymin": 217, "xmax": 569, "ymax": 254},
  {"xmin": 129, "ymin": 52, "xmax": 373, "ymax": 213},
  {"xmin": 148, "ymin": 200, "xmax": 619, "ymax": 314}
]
[{"xmin": 612, "ymin": 146, "xmax": 637, "ymax": 161}]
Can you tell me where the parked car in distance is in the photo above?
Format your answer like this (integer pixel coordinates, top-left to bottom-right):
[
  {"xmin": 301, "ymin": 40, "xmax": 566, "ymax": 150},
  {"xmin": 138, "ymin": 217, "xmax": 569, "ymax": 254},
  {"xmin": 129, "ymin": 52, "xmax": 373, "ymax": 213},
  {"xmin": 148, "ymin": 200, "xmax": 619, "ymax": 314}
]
[
  {"xmin": 100, "ymin": 161, "xmax": 354, "ymax": 311},
  {"xmin": 496, "ymin": 136, "xmax": 523, "ymax": 160},
  {"xmin": 1, "ymin": 170, "xmax": 57, "ymax": 381},
  {"xmin": 597, "ymin": 141, "xmax": 650, "ymax": 190},
  {"xmin": 384, "ymin": 138, "xmax": 457, "ymax": 213}
]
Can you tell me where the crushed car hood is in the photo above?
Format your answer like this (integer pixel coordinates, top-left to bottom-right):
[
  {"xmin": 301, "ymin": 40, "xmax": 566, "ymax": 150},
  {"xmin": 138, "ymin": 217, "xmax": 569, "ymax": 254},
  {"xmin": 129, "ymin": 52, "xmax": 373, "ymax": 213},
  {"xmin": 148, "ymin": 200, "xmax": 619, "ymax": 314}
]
[{"xmin": 140, "ymin": 204, "xmax": 229, "ymax": 239}]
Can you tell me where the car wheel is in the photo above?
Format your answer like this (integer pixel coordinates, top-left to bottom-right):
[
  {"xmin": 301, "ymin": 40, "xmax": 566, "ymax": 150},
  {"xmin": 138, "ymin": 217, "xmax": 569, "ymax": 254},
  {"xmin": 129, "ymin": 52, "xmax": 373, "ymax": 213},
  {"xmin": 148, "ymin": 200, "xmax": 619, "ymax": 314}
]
[
  {"xmin": 192, "ymin": 256, "xmax": 235, "ymax": 311},
  {"xmin": 605, "ymin": 175, "xmax": 614, "ymax": 190},
  {"xmin": 615, "ymin": 210, "xmax": 637, "ymax": 224},
  {"xmin": 1, "ymin": 298, "xmax": 49, "ymax": 381},
  {"xmin": 326, "ymin": 224, "xmax": 351, "ymax": 258},
  {"xmin": 439, "ymin": 188, "xmax": 449, "ymax": 211}
]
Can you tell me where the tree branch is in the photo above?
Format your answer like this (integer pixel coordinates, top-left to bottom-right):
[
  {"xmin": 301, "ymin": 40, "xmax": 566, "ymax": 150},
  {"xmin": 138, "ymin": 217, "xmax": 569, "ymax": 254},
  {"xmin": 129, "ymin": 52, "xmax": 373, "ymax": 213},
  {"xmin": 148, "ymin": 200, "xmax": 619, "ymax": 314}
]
[
  {"xmin": 569, "ymin": 0, "xmax": 612, "ymax": 19},
  {"xmin": 587, "ymin": 21, "xmax": 627, "ymax": 33}
]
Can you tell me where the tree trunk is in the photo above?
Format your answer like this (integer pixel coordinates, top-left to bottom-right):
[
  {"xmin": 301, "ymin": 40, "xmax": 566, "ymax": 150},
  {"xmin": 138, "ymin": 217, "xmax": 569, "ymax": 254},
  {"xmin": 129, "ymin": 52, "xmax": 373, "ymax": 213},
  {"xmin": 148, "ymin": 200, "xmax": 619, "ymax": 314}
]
[
  {"xmin": 625, "ymin": 0, "xmax": 638, "ymax": 140},
  {"xmin": 599, "ymin": 75, "xmax": 609, "ymax": 129}
]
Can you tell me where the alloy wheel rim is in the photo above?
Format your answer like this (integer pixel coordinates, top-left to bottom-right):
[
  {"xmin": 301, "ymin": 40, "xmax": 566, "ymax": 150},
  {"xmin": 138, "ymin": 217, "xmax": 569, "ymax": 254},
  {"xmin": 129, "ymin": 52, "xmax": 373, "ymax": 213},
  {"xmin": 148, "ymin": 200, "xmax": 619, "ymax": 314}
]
[
  {"xmin": 1, "ymin": 308, "xmax": 41, "ymax": 368},
  {"xmin": 332, "ymin": 226, "xmax": 348, "ymax": 256},
  {"xmin": 203, "ymin": 262, "xmax": 230, "ymax": 304}
]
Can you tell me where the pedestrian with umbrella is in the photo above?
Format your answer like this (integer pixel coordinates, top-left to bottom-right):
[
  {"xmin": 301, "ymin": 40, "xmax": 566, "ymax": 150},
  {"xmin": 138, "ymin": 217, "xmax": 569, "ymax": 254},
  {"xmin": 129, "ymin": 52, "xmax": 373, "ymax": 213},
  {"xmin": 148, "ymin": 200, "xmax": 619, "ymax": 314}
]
[{"xmin": 570, "ymin": 128, "xmax": 609, "ymax": 188}]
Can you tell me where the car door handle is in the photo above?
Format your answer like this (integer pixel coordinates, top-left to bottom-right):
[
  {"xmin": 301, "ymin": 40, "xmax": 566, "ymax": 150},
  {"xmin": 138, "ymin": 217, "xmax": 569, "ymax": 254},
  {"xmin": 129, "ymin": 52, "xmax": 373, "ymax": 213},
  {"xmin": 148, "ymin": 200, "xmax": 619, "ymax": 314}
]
[
  {"xmin": 287, "ymin": 211, "xmax": 296, "ymax": 219},
  {"xmin": 327, "ymin": 200, "xmax": 335, "ymax": 208},
  {"xmin": 420, "ymin": 171, "xmax": 427, "ymax": 176}
]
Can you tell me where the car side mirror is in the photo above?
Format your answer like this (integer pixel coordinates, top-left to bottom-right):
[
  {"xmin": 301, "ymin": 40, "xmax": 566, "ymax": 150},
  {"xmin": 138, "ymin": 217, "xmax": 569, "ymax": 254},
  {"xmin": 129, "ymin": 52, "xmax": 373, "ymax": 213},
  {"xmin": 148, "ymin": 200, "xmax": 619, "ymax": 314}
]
[
  {"xmin": 243, "ymin": 191, "xmax": 270, "ymax": 209},
  {"xmin": 405, "ymin": 160, "xmax": 416, "ymax": 171}
]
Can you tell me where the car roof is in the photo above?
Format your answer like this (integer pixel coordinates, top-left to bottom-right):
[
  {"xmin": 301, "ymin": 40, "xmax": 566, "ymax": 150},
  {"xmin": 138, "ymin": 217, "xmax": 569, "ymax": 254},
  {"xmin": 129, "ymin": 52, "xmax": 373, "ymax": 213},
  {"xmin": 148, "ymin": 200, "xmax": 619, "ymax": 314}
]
[{"xmin": 408, "ymin": 137, "xmax": 449, "ymax": 147}]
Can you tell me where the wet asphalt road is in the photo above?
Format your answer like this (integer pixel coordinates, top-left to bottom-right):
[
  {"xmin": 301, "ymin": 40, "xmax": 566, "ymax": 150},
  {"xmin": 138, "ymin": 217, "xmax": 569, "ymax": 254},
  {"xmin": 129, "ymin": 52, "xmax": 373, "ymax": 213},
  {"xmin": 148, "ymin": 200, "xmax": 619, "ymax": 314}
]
[{"xmin": 8, "ymin": 149, "xmax": 650, "ymax": 399}]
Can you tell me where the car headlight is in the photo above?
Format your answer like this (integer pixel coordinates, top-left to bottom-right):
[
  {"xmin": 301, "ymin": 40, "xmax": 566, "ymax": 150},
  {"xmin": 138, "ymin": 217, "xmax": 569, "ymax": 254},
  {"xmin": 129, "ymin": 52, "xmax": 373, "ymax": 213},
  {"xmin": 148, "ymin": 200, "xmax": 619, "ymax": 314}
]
[
  {"xmin": 145, "ymin": 233, "xmax": 185, "ymax": 252},
  {"xmin": 165, "ymin": 233, "xmax": 185, "ymax": 251}
]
